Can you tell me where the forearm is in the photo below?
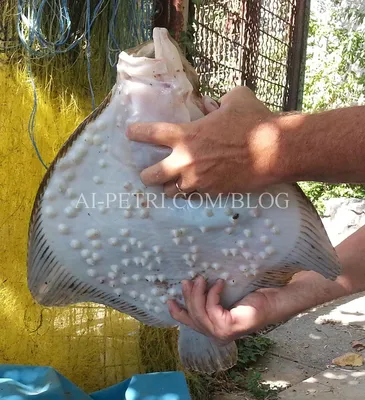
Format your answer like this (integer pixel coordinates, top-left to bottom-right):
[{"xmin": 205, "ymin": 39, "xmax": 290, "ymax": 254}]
[
  {"xmin": 270, "ymin": 224, "xmax": 365, "ymax": 324},
  {"xmin": 269, "ymin": 106, "xmax": 365, "ymax": 184}
]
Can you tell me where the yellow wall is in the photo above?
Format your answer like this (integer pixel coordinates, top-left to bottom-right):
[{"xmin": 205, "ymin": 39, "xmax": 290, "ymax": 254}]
[{"xmin": 0, "ymin": 63, "xmax": 143, "ymax": 392}]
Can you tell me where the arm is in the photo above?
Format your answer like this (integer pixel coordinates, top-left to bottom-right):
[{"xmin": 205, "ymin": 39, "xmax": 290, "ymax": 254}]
[
  {"xmin": 273, "ymin": 106, "xmax": 365, "ymax": 185},
  {"xmin": 167, "ymin": 225, "xmax": 365, "ymax": 345},
  {"xmin": 126, "ymin": 87, "xmax": 365, "ymax": 195}
]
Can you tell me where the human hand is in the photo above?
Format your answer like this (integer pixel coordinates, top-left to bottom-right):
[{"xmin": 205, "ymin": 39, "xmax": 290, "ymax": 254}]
[
  {"xmin": 126, "ymin": 86, "xmax": 280, "ymax": 196},
  {"xmin": 167, "ymin": 271, "xmax": 349, "ymax": 346}
]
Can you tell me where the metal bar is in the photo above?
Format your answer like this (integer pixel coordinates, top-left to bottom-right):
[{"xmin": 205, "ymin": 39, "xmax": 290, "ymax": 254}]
[
  {"xmin": 153, "ymin": 0, "xmax": 189, "ymax": 40},
  {"xmin": 153, "ymin": 0, "xmax": 170, "ymax": 29},
  {"xmin": 284, "ymin": 0, "xmax": 310, "ymax": 111},
  {"xmin": 242, "ymin": 0, "xmax": 262, "ymax": 92},
  {"xmin": 261, "ymin": 6, "xmax": 292, "ymax": 25}
]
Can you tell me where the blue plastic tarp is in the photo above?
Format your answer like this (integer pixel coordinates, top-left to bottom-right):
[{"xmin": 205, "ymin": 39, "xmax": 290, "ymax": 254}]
[{"xmin": 0, "ymin": 365, "xmax": 191, "ymax": 400}]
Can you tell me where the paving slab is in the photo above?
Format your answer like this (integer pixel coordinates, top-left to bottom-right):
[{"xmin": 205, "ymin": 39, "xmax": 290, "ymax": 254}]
[
  {"xmin": 278, "ymin": 367, "xmax": 365, "ymax": 399},
  {"xmin": 264, "ymin": 292, "xmax": 365, "ymax": 370},
  {"xmin": 257, "ymin": 354, "xmax": 320, "ymax": 389}
]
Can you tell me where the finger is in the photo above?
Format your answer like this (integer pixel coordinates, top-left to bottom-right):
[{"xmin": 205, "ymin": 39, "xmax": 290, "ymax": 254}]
[
  {"xmin": 126, "ymin": 122, "xmax": 183, "ymax": 146},
  {"xmin": 188, "ymin": 276, "xmax": 215, "ymax": 334},
  {"xmin": 167, "ymin": 300, "xmax": 198, "ymax": 331},
  {"xmin": 202, "ymin": 95, "xmax": 220, "ymax": 114},
  {"xmin": 220, "ymin": 86, "xmax": 256, "ymax": 108},
  {"xmin": 163, "ymin": 178, "xmax": 194, "ymax": 198},
  {"xmin": 205, "ymin": 279, "xmax": 231, "ymax": 329},
  {"xmin": 206, "ymin": 279, "xmax": 225, "ymax": 313},
  {"xmin": 140, "ymin": 154, "xmax": 180, "ymax": 186}
]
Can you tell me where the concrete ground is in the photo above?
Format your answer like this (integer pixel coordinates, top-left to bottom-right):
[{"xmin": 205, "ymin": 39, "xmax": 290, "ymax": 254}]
[{"xmin": 213, "ymin": 291, "xmax": 365, "ymax": 399}]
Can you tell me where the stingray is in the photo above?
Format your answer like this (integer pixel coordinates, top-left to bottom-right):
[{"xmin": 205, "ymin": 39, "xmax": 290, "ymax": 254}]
[{"xmin": 27, "ymin": 27, "xmax": 341, "ymax": 374}]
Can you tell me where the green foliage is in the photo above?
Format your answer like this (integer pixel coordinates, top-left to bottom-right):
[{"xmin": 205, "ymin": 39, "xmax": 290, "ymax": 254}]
[
  {"xmin": 299, "ymin": 182, "xmax": 365, "ymax": 215},
  {"xmin": 245, "ymin": 370, "xmax": 278, "ymax": 400},
  {"xmin": 235, "ymin": 337, "xmax": 274, "ymax": 368},
  {"xmin": 301, "ymin": 0, "xmax": 365, "ymax": 204},
  {"xmin": 224, "ymin": 336, "xmax": 278, "ymax": 399}
]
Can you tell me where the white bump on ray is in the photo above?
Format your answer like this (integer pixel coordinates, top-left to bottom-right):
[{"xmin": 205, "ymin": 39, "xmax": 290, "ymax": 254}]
[
  {"xmin": 108, "ymin": 272, "xmax": 117, "ymax": 280},
  {"xmin": 172, "ymin": 238, "xmax": 181, "ymax": 245},
  {"xmin": 167, "ymin": 288, "xmax": 177, "ymax": 296},
  {"xmin": 129, "ymin": 237, "xmax": 137, "ymax": 246},
  {"xmin": 123, "ymin": 182, "xmax": 132, "ymax": 191},
  {"xmin": 44, "ymin": 190, "xmax": 56, "ymax": 200},
  {"xmin": 93, "ymin": 176, "xmax": 103, "ymax": 184},
  {"xmin": 229, "ymin": 249, "xmax": 238, "ymax": 256},
  {"xmin": 140, "ymin": 209, "xmax": 149, "ymax": 219},
  {"xmin": 58, "ymin": 224, "xmax": 70, "ymax": 234},
  {"xmin": 259, "ymin": 251, "xmax": 268, "ymax": 260},
  {"xmin": 187, "ymin": 236, "xmax": 195, "ymax": 244},
  {"xmin": 152, "ymin": 246, "xmax": 161, "ymax": 254},
  {"xmin": 159, "ymin": 295, "xmax": 168, "ymax": 304},
  {"xmin": 70, "ymin": 239, "xmax": 82, "ymax": 249},
  {"xmin": 93, "ymin": 134, "xmax": 103, "ymax": 145},
  {"xmin": 225, "ymin": 227, "xmax": 233, "ymax": 235},
  {"xmin": 237, "ymin": 240, "xmax": 246, "ymax": 248},
  {"xmin": 190, "ymin": 246, "xmax": 199, "ymax": 253},
  {"xmin": 129, "ymin": 290, "xmax": 138, "ymax": 299},
  {"xmin": 121, "ymin": 244, "xmax": 130, "ymax": 253},
  {"xmin": 92, "ymin": 252, "xmax": 102, "ymax": 262},
  {"xmin": 260, "ymin": 235, "xmax": 270, "ymax": 244},
  {"xmin": 242, "ymin": 252, "xmax": 253, "ymax": 260},
  {"xmin": 264, "ymin": 219, "xmax": 274, "ymax": 228},
  {"xmin": 87, "ymin": 269, "xmax": 97, "ymax": 277},
  {"xmin": 151, "ymin": 287, "xmax": 160, "ymax": 296},
  {"xmin": 250, "ymin": 209, "xmax": 260, "ymax": 218},
  {"xmin": 86, "ymin": 229, "xmax": 100, "ymax": 239},
  {"xmin": 114, "ymin": 288, "xmax": 123, "ymax": 296},
  {"xmin": 121, "ymin": 277, "xmax": 130, "ymax": 285},
  {"xmin": 224, "ymin": 208, "xmax": 233, "ymax": 216},
  {"xmin": 81, "ymin": 249, "xmax": 91, "ymax": 259},
  {"xmin": 45, "ymin": 206, "xmax": 57, "ymax": 218},
  {"xmin": 212, "ymin": 263, "xmax": 221, "ymax": 271},
  {"xmin": 98, "ymin": 159, "xmax": 107, "ymax": 168},
  {"xmin": 108, "ymin": 237, "xmax": 119, "ymax": 246},
  {"xmin": 120, "ymin": 229, "xmax": 130, "ymax": 237},
  {"xmin": 111, "ymin": 264, "xmax": 121, "ymax": 273},
  {"xmin": 243, "ymin": 229, "xmax": 252, "ymax": 238},
  {"xmin": 265, "ymin": 246, "xmax": 276, "ymax": 255},
  {"xmin": 222, "ymin": 249, "xmax": 229, "ymax": 256},
  {"xmin": 91, "ymin": 240, "xmax": 102, "ymax": 249},
  {"xmin": 121, "ymin": 259, "xmax": 130, "ymax": 267},
  {"xmin": 220, "ymin": 272, "xmax": 230, "ymax": 280},
  {"xmin": 65, "ymin": 189, "xmax": 77, "ymax": 199},
  {"xmin": 124, "ymin": 210, "xmax": 132, "ymax": 218}
]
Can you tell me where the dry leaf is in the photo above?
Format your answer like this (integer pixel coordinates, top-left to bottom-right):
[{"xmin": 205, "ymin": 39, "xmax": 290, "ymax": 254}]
[
  {"xmin": 332, "ymin": 352, "xmax": 364, "ymax": 367},
  {"xmin": 351, "ymin": 340, "xmax": 365, "ymax": 351}
]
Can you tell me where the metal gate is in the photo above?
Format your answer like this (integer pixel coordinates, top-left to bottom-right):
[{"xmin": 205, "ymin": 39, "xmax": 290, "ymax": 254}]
[{"xmin": 154, "ymin": 0, "xmax": 310, "ymax": 111}]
